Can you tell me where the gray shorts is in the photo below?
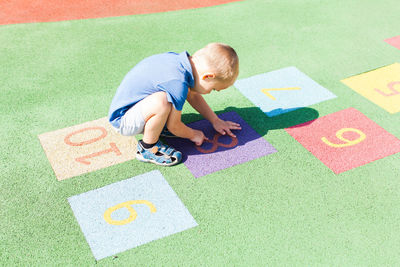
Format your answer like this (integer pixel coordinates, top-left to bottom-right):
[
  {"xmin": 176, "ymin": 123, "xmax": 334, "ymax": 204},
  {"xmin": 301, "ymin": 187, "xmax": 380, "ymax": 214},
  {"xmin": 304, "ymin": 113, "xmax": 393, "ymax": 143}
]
[{"xmin": 115, "ymin": 102, "xmax": 146, "ymax": 136}]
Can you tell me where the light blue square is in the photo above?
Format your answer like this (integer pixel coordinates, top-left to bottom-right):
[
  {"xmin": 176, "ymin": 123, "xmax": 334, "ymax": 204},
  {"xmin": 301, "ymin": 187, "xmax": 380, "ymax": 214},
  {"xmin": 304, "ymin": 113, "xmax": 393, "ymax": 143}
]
[
  {"xmin": 234, "ymin": 66, "xmax": 337, "ymax": 116},
  {"xmin": 68, "ymin": 170, "xmax": 198, "ymax": 260}
]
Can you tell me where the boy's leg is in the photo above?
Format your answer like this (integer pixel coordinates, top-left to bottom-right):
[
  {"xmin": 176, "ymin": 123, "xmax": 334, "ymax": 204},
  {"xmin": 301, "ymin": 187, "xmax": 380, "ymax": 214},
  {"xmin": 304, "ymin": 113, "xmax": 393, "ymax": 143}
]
[
  {"xmin": 119, "ymin": 91, "xmax": 181, "ymax": 166},
  {"xmin": 139, "ymin": 91, "xmax": 172, "ymax": 144},
  {"xmin": 136, "ymin": 92, "xmax": 182, "ymax": 166}
]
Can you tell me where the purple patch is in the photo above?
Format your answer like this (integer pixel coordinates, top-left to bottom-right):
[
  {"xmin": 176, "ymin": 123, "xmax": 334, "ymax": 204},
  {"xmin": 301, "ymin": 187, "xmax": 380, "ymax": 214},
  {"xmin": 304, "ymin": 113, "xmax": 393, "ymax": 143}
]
[{"xmin": 165, "ymin": 111, "xmax": 277, "ymax": 178}]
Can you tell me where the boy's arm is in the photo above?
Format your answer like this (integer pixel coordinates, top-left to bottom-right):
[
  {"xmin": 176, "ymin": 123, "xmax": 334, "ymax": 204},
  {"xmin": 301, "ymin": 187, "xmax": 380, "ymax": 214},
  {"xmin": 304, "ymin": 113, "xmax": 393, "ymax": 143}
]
[
  {"xmin": 166, "ymin": 107, "xmax": 208, "ymax": 146},
  {"xmin": 186, "ymin": 90, "xmax": 219, "ymax": 124},
  {"xmin": 187, "ymin": 90, "xmax": 241, "ymax": 137}
]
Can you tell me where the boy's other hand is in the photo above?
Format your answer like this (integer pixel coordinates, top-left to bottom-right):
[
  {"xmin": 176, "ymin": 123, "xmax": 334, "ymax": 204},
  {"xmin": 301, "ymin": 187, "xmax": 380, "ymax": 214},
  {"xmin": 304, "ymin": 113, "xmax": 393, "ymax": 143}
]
[
  {"xmin": 191, "ymin": 129, "xmax": 209, "ymax": 146},
  {"xmin": 212, "ymin": 118, "xmax": 241, "ymax": 138}
]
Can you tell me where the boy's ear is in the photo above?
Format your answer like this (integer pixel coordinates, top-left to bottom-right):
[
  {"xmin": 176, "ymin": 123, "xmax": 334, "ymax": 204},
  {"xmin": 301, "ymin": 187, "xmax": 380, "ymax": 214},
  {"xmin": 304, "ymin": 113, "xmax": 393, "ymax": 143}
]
[{"xmin": 202, "ymin": 73, "xmax": 216, "ymax": 80}]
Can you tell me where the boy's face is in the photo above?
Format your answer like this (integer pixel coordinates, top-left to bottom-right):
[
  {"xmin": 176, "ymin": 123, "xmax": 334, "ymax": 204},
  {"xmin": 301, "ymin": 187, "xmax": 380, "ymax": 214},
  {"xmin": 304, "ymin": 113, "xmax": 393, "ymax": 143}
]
[{"xmin": 192, "ymin": 74, "xmax": 232, "ymax": 94}]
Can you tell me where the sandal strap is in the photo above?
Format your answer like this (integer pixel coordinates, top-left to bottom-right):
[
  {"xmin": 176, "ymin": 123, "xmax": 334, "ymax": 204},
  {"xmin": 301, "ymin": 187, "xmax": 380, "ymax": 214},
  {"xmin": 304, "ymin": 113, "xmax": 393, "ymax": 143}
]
[{"xmin": 156, "ymin": 141, "xmax": 176, "ymax": 156}]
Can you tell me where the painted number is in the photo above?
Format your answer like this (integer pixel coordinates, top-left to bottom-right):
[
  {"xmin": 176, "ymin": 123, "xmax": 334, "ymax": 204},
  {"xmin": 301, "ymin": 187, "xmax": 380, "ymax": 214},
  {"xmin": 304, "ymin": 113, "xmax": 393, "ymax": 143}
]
[
  {"xmin": 261, "ymin": 87, "xmax": 301, "ymax": 100},
  {"xmin": 321, "ymin": 128, "xmax": 366, "ymax": 148},
  {"xmin": 375, "ymin": 81, "xmax": 400, "ymax": 96},
  {"xmin": 195, "ymin": 133, "xmax": 238, "ymax": 154},
  {"xmin": 103, "ymin": 200, "xmax": 157, "ymax": 226},
  {"xmin": 75, "ymin": 142, "xmax": 121, "ymax": 165},
  {"xmin": 64, "ymin": 126, "xmax": 122, "ymax": 165},
  {"xmin": 64, "ymin": 127, "xmax": 107, "ymax": 146}
]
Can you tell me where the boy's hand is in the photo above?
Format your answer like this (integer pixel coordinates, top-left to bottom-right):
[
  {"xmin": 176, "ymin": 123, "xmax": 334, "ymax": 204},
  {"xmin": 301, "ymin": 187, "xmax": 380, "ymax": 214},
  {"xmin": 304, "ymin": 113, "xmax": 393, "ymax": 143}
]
[
  {"xmin": 191, "ymin": 129, "xmax": 209, "ymax": 146},
  {"xmin": 212, "ymin": 118, "xmax": 241, "ymax": 138}
]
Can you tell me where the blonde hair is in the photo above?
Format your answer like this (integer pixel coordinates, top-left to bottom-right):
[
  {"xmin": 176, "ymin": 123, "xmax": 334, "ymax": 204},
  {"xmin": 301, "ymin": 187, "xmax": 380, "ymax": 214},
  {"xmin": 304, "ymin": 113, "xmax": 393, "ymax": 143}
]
[{"xmin": 194, "ymin": 43, "xmax": 239, "ymax": 83}]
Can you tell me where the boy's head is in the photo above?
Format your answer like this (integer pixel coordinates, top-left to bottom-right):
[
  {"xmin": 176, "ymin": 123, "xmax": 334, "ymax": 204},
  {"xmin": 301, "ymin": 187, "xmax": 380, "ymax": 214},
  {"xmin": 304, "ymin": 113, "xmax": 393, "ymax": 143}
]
[{"xmin": 190, "ymin": 43, "xmax": 239, "ymax": 94}]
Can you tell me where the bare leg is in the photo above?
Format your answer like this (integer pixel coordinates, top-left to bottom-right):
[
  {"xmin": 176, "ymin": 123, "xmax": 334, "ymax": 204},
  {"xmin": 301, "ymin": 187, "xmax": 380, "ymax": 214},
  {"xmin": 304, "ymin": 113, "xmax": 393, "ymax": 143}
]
[{"xmin": 140, "ymin": 92, "xmax": 172, "ymax": 144}]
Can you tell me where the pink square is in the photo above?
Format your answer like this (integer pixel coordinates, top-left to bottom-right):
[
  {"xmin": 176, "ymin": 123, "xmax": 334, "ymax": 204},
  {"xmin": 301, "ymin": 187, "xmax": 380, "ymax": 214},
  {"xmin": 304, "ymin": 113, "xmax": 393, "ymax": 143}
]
[
  {"xmin": 385, "ymin": 36, "xmax": 400, "ymax": 50},
  {"xmin": 285, "ymin": 108, "xmax": 400, "ymax": 174}
]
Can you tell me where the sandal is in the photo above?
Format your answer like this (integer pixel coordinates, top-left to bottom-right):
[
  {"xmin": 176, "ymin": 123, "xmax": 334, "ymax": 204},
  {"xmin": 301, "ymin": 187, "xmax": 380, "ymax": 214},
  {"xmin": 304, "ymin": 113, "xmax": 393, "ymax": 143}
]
[{"xmin": 136, "ymin": 140, "xmax": 182, "ymax": 166}]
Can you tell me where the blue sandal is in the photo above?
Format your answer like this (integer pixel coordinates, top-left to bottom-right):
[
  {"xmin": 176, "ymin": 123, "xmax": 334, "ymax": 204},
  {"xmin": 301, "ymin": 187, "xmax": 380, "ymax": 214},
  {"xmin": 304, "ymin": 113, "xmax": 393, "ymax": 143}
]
[{"xmin": 136, "ymin": 140, "xmax": 182, "ymax": 166}]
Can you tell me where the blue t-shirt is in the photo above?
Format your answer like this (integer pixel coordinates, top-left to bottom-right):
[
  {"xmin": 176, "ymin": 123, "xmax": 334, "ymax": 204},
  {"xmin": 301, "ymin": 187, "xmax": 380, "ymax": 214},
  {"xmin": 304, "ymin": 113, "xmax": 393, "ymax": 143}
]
[{"xmin": 108, "ymin": 51, "xmax": 194, "ymax": 128}]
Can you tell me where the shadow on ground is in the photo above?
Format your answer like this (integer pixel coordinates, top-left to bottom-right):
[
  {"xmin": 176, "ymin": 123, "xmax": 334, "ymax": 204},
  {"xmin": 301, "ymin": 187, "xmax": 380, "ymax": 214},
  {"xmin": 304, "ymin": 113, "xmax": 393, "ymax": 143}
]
[
  {"xmin": 163, "ymin": 106, "xmax": 320, "ymax": 162},
  {"xmin": 181, "ymin": 106, "xmax": 320, "ymax": 137}
]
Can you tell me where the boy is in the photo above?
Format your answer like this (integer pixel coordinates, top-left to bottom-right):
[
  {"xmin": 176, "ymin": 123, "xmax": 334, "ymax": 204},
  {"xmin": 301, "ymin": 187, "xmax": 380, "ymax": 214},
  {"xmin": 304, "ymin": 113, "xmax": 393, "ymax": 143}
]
[{"xmin": 108, "ymin": 43, "xmax": 241, "ymax": 166}]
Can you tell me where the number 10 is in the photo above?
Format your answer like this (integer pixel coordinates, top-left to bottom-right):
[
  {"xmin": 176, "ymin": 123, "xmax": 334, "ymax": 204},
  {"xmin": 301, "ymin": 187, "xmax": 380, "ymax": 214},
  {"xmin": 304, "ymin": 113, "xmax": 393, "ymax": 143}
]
[{"xmin": 64, "ymin": 126, "xmax": 122, "ymax": 165}]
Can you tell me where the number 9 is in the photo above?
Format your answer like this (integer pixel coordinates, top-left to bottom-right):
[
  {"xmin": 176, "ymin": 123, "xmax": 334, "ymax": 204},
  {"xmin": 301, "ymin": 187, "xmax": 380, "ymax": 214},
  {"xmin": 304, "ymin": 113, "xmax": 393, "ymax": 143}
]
[{"xmin": 103, "ymin": 200, "xmax": 156, "ymax": 226}]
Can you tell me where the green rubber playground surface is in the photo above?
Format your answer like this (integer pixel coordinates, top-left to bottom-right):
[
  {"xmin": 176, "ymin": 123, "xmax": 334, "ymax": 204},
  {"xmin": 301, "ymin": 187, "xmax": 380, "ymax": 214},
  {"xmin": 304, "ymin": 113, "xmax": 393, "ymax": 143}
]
[{"xmin": 1, "ymin": 0, "xmax": 400, "ymax": 265}]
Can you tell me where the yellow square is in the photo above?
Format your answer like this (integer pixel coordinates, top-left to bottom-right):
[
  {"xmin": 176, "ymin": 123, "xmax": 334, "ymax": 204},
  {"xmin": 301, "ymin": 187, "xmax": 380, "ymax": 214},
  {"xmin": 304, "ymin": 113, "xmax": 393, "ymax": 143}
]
[
  {"xmin": 341, "ymin": 63, "xmax": 400, "ymax": 114},
  {"xmin": 38, "ymin": 117, "xmax": 137, "ymax": 181}
]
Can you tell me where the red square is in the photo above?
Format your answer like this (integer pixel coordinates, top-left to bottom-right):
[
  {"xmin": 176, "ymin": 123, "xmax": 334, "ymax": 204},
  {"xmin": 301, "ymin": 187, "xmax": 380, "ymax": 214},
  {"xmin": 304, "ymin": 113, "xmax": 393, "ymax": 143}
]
[
  {"xmin": 385, "ymin": 36, "xmax": 400, "ymax": 50},
  {"xmin": 285, "ymin": 108, "xmax": 400, "ymax": 174}
]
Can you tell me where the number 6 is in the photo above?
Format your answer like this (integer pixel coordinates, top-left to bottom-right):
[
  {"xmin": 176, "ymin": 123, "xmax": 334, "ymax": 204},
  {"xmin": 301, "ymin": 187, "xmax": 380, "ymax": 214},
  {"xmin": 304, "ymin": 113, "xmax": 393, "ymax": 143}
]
[{"xmin": 321, "ymin": 128, "xmax": 366, "ymax": 148}]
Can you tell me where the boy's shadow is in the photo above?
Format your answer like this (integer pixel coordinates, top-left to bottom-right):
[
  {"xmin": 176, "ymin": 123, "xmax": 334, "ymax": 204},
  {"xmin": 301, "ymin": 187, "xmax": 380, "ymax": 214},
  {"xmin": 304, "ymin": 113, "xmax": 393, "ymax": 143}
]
[{"xmin": 163, "ymin": 106, "xmax": 319, "ymax": 162}]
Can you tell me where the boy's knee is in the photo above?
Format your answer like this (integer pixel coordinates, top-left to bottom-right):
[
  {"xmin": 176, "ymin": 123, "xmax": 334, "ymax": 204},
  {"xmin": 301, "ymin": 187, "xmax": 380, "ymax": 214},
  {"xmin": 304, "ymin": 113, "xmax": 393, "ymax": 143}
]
[
  {"xmin": 155, "ymin": 92, "xmax": 172, "ymax": 114},
  {"xmin": 141, "ymin": 92, "xmax": 172, "ymax": 121}
]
